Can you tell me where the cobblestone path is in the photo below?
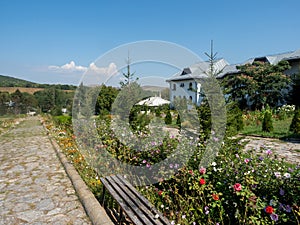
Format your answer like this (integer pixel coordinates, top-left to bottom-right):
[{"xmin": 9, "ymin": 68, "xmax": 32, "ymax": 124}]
[
  {"xmin": 0, "ymin": 117, "xmax": 91, "ymax": 225},
  {"xmin": 240, "ymin": 136, "xmax": 300, "ymax": 165}
]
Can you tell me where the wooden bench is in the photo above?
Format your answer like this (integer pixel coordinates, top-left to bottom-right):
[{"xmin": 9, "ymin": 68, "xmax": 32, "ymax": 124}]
[{"xmin": 100, "ymin": 174, "xmax": 170, "ymax": 225}]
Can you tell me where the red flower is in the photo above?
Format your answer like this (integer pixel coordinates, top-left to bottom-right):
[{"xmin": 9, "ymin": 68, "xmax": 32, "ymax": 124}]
[
  {"xmin": 233, "ymin": 183, "xmax": 242, "ymax": 191},
  {"xmin": 189, "ymin": 170, "xmax": 194, "ymax": 175},
  {"xmin": 265, "ymin": 206, "xmax": 274, "ymax": 214},
  {"xmin": 158, "ymin": 190, "xmax": 163, "ymax": 196},
  {"xmin": 199, "ymin": 178, "xmax": 206, "ymax": 185},
  {"xmin": 212, "ymin": 194, "xmax": 219, "ymax": 201}
]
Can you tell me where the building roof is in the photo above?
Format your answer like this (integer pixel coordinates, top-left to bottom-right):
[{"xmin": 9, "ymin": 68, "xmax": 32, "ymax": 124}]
[
  {"xmin": 166, "ymin": 49, "xmax": 300, "ymax": 82},
  {"xmin": 166, "ymin": 58, "xmax": 234, "ymax": 82},
  {"xmin": 136, "ymin": 96, "xmax": 170, "ymax": 106},
  {"xmin": 242, "ymin": 49, "xmax": 300, "ymax": 65}
]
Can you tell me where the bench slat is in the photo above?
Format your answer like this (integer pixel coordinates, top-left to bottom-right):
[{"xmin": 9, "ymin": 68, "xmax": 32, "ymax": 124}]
[
  {"xmin": 100, "ymin": 178, "xmax": 143, "ymax": 225},
  {"xmin": 110, "ymin": 175, "xmax": 166, "ymax": 225},
  {"xmin": 115, "ymin": 175, "xmax": 170, "ymax": 225},
  {"xmin": 106, "ymin": 176, "xmax": 154, "ymax": 225}
]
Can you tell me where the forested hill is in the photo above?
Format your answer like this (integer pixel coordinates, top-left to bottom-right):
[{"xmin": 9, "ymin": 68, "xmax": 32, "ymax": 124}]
[{"xmin": 0, "ymin": 74, "xmax": 76, "ymax": 90}]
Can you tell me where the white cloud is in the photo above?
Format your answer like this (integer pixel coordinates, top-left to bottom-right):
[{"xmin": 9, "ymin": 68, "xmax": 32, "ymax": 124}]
[
  {"xmin": 48, "ymin": 61, "xmax": 87, "ymax": 73},
  {"xmin": 88, "ymin": 62, "xmax": 118, "ymax": 76},
  {"xmin": 48, "ymin": 61, "xmax": 118, "ymax": 77}
]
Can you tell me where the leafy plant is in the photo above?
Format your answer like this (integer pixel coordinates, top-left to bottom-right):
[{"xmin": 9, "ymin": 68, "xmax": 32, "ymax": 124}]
[
  {"xmin": 262, "ymin": 110, "xmax": 274, "ymax": 132},
  {"xmin": 290, "ymin": 109, "xmax": 300, "ymax": 134},
  {"xmin": 165, "ymin": 109, "xmax": 172, "ymax": 125}
]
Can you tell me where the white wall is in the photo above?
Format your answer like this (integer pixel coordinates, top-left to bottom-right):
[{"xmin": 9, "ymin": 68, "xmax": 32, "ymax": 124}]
[{"xmin": 169, "ymin": 80, "xmax": 201, "ymax": 105}]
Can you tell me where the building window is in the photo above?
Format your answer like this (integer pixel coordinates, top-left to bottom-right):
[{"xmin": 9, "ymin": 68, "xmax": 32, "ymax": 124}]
[
  {"xmin": 189, "ymin": 82, "xmax": 193, "ymax": 90},
  {"xmin": 172, "ymin": 84, "xmax": 176, "ymax": 90},
  {"xmin": 180, "ymin": 83, "xmax": 185, "ymax": 87},
  {"xmin": 189, "ymin": 96, "xmax": 193, "ymax": 101}
]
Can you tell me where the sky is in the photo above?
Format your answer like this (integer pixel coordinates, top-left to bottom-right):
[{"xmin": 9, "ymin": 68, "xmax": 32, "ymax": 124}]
[{"xmin": 0, "ymin": 0, "xmax": 300, "ymax": 86}]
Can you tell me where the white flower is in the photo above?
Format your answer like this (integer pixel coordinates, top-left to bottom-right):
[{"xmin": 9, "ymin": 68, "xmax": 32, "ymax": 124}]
[
  {"xmin": 160, "ymin": 204, "xmax": 164, "ymax": 208},
  {"xmin": 171, "ymin": 221, "xmax": 175, "ymax": 225},
  {"xmin": 211, "ymin": 162, "xmax": 217, "ymax": 166},
  {"xmin": 284, "ymin": 173, "xmax": 291, "ymax": 178},
  {"xmin": 274, "ymin": 172, "xmax": 281, "ymax": 178}
]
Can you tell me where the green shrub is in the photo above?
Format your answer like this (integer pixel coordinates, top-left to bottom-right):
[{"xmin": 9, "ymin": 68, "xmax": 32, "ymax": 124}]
[
  {"xmin": 196, "ymin": 101, "xmax": 211, "ymax": 140},
  {"xmin": 176, "ymin": 113, "xmax": 181, "ymax": 128},
  {"xmin": 226, "ymin": 102, "xmax": 244, "ymax": 136},
  {"xmin": 51, "ymin": 106, "xmax": 63, "ymax": 116},
  {"xmin": 262, "ymin": 110, "xmax": 273, "ymax": 132},
  {"xmin": 164, "ymin": 110, "xmax": 172, "ymax": 125},
  {"xmin": 155, "ymin": 107, "xmax": 161, "ymax": 117},
  {"xmin": 289, "ymin": 109, "xmax": 300, "ymax": 134}
]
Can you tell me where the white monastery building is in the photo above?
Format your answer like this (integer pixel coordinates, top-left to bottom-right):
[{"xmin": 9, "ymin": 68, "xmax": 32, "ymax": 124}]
[{"xmin": 166, "ymin": 49, "xmax": 300, "ymax": 106}]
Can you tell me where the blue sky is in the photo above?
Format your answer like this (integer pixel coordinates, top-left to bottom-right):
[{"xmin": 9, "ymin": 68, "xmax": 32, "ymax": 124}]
[{"xmin": 0, "ymin": 0, "xmax": 299, "ymax": 86}]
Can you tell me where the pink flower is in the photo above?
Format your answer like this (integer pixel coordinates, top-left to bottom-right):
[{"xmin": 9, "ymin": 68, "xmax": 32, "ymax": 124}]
[
  {"xmin": 199, "ymin": 167, "xmax": 206, "ymax": 175},
  {"xmin": 233, "ymin": 183, "xmax": 242, "ymax": 191},
  {"xmin": 265, "ymin": 149, "xmax": 272, "ymax": 155},
  {"xmin": 244, "ymin": 158, "xmax": 250, "ymax": 164}
]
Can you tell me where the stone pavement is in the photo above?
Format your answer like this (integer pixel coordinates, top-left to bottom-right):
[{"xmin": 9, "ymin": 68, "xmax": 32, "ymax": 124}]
[
  {"xmin": 240, "ymin": 135, "xmax": 300, "ymax": 165},
  {"xmin": 0, "ymin": 117, "xmax": 92, "ymax": 225}
]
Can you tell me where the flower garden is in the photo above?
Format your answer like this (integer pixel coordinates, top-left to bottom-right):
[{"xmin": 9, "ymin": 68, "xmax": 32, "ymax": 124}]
[{"xmin": 43, "ymin": 109, "xmax": 300, "ymax": 225}]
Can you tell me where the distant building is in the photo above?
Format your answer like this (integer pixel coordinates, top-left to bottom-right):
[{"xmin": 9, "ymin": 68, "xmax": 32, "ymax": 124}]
[
  {"xmin": 62, "ymin": 108, "xmax": 68, "ymax": 114},
  {"xmin": 166, "ymin": 49, "xmax": 300, "ymax": 106}
]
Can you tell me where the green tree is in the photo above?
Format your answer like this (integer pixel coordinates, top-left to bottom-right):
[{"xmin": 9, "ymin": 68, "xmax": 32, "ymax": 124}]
[
  {"xmin": 262, "ymin": 109, "xmax": 273, "ymax": 132},
  {"xmin": 95, "ymin": 85, "xmax": 119, "ymax": 116},
  {"xmin": 176, "ymin": 113, "xmax": 181, "ymax": 128},
  {"xmin": 119, "ymin": 55, "xmax": 138, "ymax": 88},
  {"xmin": 113, "ymin": 56, "xmax": 148, "ymax": 120},
  {"xmin": 226, "ymin": 101, "xmax": 244, "ymax": 136},
  {"xmin": 34, "ymin": 88, "xmax": 73, "ymax": 113},
  {"xmin": 289, "ymin": 73, "xmax": 300, "ymax": 108},
  {"xmin": 112, "ymin": 82, "xmax": 147, "ymax": 119},
  {"xmin": 72, "ymin": 82, "xmax": 89, "ymax": 118},
  {"xmin": 34, "ymin": 89, "xmax": 56, "ymax": 112},
  {"xmin": 196, "ymin": 100, "xmax": 211, "ymax": 139},
  {"xmin": 164, "ymin": 109, "xmax": 172, "ymax": 125},
  {"xmin": 0, "ymin": 92, "xmax": 10, "ymax": 114},
  {"xmin": 222, "ymin": 61, "xmax": 291, "ymax": 110},
  {"xmin": 289, "ymin": 109, "xmax": 300, "ymax": 134}
]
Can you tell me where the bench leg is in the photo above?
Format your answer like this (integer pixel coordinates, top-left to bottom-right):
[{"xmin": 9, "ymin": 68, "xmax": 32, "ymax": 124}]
[
  {"xmin": 119, "ymin": 207, "xmax": 123, "ymax": 225},
  {"xmin": 101, "ymin": 186, "xmax": 106, "ymax": 207}
]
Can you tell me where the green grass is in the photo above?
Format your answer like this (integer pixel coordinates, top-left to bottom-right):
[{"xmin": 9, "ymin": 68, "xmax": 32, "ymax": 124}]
[{"xmin": 240, "ymin": 117, "xmax": 295, "ymax": 138}]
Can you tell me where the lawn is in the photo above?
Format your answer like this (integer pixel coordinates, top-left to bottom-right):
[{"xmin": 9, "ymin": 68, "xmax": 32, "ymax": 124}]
[{"xmin": 240, "ymin": 115, "xmax": 297, "ymax": 139}]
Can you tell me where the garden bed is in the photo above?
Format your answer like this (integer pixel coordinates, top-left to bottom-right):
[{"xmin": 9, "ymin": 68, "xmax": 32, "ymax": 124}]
[{"xmin": 45, "ymin": 114, "xmax": 300, "ymax": 225}]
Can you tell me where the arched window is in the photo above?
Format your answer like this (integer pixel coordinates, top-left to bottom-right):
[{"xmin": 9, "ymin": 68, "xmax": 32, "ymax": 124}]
[
  {"xmin": 173, "ymin": 83, "xmax": 176, "ymax": 90},
  {"xmin": 189, "ymin": 82, "xmax": 193, "ymax": 90},
  {"xmin": 189, "ymin": 96, "xmax": 193, "ymax": 101}
]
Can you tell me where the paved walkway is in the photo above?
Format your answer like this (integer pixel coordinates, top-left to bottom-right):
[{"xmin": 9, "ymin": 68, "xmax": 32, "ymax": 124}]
[
  {"xmin": 0, "ymin": 117, "xmax": 92, "ymax": 225},
  {"xmin": 240, "ymin": 135, "xmax": 300, "ymax": 165}
]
